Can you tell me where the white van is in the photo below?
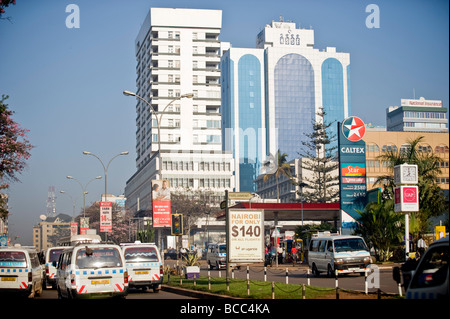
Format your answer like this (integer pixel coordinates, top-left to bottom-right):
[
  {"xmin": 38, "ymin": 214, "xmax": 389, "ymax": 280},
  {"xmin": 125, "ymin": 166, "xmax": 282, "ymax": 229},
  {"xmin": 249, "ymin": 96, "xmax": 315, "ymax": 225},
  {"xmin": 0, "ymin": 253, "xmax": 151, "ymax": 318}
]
[
  {"xmin": 406, "ymin": 236, "xmax": 448, "ymax": 299},
  {"xmin": 44, "ymin": 246, "xmax": 68, "ymax": 289},
  {"xmin": 0, "ymin": 245, "xmax": 44, "ymax": 298},
  {"xmin": 120, "ymin": 241, "xmax": 163, "ymax": 292},
  {"xmin": 206, "ymin": 243, "xmax": 226, "ymax": 269},
  {"xmin": 55, "ymin": 243, "xmax": 128, "ymax": 299},
  {"xmin": 308, "ymin": 234, "xmax": 371, "ymax": 277}
]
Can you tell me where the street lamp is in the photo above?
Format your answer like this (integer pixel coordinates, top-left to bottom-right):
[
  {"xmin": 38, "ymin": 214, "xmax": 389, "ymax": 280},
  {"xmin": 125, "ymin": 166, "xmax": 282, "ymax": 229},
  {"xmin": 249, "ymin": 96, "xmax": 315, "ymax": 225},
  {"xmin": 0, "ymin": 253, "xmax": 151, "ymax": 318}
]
[
  {"xmin": 82, "ymin": 151, "xmax": 129, "ymax": 201},
  {"xmin": 123, "ymin": 90, "xmax": 194, "ymax": 179},
  {"xmin": 66, "ymin": 175, "xmax": 102, "ymax": 218}
]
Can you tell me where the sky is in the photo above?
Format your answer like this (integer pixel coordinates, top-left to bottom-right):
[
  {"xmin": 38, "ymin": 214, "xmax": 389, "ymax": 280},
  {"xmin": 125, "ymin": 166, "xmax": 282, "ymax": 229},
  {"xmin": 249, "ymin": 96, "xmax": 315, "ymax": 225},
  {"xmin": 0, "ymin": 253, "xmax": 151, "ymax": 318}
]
[{"xmin": 1, "ymin": 0, "xmax": 448, "ymax": 245}]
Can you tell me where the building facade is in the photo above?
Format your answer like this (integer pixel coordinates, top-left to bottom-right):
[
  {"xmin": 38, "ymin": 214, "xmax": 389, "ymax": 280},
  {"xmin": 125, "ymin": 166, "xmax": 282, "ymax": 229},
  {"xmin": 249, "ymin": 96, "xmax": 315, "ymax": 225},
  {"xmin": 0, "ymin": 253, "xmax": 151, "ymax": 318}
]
[
  {"xmin": 221, "ymin": 20, "xmax": 351, "ymax": 192},
  {"xmin": 32, "ymin": 214, "xmax": 72, "ymax": 251},
  {"xmin": 125, "ymin": 8, "xmax": 234, "ymax": 214},
  {"xmin": 386, "ymin": 97, "xmax": 448, "ymax": 133},
  {"xmin": 364, "ymin": 130, "xmax": 449, "ymax": 190}
]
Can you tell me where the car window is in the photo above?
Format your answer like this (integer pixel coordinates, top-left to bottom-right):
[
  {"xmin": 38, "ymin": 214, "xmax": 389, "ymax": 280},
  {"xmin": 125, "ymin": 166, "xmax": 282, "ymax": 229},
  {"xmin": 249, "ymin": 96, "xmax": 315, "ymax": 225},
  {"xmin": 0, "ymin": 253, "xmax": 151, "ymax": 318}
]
[
  {"xmin": 76, "ymin": 247, "xmax": 122, "ymax": 269},
  {"xmin": 0, "ymin": 251, "xmax": 27, "ymax": 268},
  {"xmin": 410, "ymin": 245, "xmax": 448, "ymax": 289},
  {"xmin": 318, "ymin": 241, "xmax": 327, "ymax": 252},
  {"xmin": 219, "ymin": 245, "xmax": 226, "ymax": 253},
  {"xmin": 124, "ymin": 247, "xmax": 159, "ymax": 262},
  {"xmin": 49, "ymin": 249, "xmax": 64, "ymax": 263},
  {"xmin": 334, "ymin": 238, "xmax": 368, "ymax": 252}
]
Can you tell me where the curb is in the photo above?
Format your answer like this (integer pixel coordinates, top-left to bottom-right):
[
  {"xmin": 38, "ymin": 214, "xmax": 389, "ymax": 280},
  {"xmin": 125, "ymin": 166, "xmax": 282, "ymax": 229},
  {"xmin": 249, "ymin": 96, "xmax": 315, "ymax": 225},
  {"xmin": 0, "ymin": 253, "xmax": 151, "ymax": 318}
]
[{"xmin": 161, "ymin": 284, "xmax": 239, "ymax": 299}]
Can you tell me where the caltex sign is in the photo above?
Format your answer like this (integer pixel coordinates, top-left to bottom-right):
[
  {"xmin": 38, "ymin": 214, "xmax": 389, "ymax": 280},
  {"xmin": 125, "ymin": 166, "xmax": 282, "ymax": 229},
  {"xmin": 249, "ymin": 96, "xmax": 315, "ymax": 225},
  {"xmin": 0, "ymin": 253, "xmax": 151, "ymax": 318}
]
[
  {"xmin": 338, "ymin": 117, "xmax": 367, "ymax": 233},
  {"xmin": 342, "ymin": 116, "xmax": 366, "ymax": 142}
]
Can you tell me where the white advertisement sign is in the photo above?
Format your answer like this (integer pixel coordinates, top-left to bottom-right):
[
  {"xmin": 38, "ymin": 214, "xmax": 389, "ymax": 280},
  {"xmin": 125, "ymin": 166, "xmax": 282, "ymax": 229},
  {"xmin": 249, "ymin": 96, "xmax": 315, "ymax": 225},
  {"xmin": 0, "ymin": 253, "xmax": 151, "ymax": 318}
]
[
  {"xmin": 228, "ymin": 209, "xmax": 264, "ymax": 263},
  {"xmin": 100, "ymin": 201, "xmax": 113, "ymax": 232}
]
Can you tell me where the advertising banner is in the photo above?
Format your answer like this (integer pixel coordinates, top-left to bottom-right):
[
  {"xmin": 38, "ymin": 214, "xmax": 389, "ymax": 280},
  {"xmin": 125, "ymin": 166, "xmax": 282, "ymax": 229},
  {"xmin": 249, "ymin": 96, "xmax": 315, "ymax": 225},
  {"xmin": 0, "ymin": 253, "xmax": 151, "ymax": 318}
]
[
  {"xmin": 80, "ymin": 217, "xmax": 89, "ymax": 235},
  {"xmin": 70, "ymin": 222, "xmax": 78, "ymax": 236},
  {"xmin": 394, "ymin": 186, "xmax": 419, "ymax": 212},
  {"xmin": 228, "ymin": 209, "xmax": 264, "ymax": 263},
  {"xmin": 100, "ymin": 201, "xmax": 112, "ymax": 232},
  {"xmin": 338, "ymin": 117, "xmax": 367, "ymax": 232},
  {"xmin": 152, "ymin": 180, "xmax": 171, "ymax": 227}
]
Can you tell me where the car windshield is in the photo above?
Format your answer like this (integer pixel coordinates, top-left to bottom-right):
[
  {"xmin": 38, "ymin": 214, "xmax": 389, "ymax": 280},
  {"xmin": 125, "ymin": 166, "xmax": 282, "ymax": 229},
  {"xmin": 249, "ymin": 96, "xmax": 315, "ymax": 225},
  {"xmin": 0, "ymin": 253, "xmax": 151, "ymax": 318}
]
[
  {"xmin": 124, "ymin": 247, "xmax": 159, "ymax": 262},
  {"xmin": 0, "ymin": 251, "xmax": 27, "ymax": 268},
  {"xmin": 219, "ymin": 245, "xmax": 226, "ymax": 254},
  {"xmin": 334, "ymin": 238, "xmax": 368, "ymax": 252},
  {"xmin": 49, "ymin": 249, "xmax": 64, "ymax": 263},
  {"xmin": 75, "ymin": 247, "xmax": 122, "ymax": 269}
]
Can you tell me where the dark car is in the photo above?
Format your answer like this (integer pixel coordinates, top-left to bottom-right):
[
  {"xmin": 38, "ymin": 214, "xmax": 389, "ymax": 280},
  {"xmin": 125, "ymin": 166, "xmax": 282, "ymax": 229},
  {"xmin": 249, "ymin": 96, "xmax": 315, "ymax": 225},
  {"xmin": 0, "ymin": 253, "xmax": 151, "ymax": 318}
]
[{"xmin": 164, "ymin": 249, "xmax": 178, "ymax": 260}]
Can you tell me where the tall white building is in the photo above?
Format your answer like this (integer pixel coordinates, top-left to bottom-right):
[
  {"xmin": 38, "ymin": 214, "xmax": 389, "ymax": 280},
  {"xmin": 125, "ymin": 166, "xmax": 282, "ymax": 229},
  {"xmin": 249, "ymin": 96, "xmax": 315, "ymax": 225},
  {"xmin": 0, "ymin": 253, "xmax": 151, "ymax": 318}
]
[{"xmin": 125, "ymin": 8, "xmax": 234, "ymax": 213}]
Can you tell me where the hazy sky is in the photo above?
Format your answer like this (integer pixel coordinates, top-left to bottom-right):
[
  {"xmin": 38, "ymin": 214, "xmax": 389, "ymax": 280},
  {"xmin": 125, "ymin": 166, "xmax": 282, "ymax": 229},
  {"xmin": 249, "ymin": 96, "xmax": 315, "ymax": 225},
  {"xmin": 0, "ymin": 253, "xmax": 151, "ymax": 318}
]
[{"xmin": 1, "ymin": 0, "xmax": 448, "ymax": 244}]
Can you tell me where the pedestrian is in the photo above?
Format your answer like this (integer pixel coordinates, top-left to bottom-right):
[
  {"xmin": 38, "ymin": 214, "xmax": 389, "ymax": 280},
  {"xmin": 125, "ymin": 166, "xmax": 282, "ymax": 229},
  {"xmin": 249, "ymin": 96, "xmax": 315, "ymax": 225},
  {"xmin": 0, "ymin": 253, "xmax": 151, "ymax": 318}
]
[
  {"xmin": 291, "ymin": 246, "xmax": 297, "ymax": 265},
  {"xmin": 277, "ymin": 244, "xmax": 283, "ymax": 264},
  {"xmin": 417, "ymin": 235, "xmax": 427, "ymax": 257}
]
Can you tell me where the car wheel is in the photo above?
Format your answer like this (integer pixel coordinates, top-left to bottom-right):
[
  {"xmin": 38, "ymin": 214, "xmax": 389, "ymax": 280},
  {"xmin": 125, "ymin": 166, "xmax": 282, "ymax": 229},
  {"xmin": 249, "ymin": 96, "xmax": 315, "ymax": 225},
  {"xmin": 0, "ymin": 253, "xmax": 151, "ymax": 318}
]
[
  {"xmin": 327, "ymin": 264, "xmax": 334, "ymax": 278},
  {"xmin": 312, "ymin": 264, "xmax": 320, "ymax": 277}
]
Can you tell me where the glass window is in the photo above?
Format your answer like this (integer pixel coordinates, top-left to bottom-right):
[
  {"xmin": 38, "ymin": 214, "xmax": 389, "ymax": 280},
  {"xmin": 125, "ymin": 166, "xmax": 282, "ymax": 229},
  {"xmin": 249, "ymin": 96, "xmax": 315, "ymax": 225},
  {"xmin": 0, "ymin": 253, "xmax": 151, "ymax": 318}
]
[
  {"xmin": 124, "ymin": 247, "xmax": 159, "ymax": 262},
  {"xmin": 75, "ymin": 247, "xmax": 123, "ymax": 269},
  {"xmin": 0, "ymin": 251, "xmax": 27, "ymax": 268}
]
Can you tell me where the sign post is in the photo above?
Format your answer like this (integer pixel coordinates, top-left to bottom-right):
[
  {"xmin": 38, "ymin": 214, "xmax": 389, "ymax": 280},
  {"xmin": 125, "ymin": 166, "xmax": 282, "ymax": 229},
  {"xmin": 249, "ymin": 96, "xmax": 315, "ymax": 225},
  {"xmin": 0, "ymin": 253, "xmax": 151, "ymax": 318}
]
[
  {"xmin": 394, "ymin": 164, "xmax": 419, "ymax": 261},
  {"xmin": 338, "ymin": 117, "xmax": 367, "ymax": 234}
]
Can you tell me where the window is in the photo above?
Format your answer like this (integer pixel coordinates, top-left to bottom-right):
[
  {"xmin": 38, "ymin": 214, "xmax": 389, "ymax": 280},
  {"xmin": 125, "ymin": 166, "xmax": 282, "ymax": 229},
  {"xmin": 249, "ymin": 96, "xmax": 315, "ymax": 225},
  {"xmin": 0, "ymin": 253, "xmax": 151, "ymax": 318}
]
[{"xmin": 382, "ymin": 144, "xmax": 398, "ymax": 153}]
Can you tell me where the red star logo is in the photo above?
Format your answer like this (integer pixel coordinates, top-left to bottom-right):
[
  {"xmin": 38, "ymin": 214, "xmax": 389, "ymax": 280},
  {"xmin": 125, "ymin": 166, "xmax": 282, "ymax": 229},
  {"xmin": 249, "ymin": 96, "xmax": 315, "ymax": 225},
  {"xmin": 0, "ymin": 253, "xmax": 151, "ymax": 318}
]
[{"xmin": 343, "ymin": 116, "xmax": 366, "ymax": 142}]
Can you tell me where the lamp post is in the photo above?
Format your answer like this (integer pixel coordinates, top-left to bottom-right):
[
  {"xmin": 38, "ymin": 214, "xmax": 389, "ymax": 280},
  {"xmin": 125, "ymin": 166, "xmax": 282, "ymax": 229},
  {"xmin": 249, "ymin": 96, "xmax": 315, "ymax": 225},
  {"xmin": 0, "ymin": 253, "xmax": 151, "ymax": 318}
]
[
  {"xmin": 66, "ymin": 175, "xmax": 102, "ymax": 218},
  {"xmin": 82, "ymin": 151, "xmax": 129, "ymax": 201},
  {"xmin": 123, "ymin": 90, "xmax": 194, "ymax": 179}
]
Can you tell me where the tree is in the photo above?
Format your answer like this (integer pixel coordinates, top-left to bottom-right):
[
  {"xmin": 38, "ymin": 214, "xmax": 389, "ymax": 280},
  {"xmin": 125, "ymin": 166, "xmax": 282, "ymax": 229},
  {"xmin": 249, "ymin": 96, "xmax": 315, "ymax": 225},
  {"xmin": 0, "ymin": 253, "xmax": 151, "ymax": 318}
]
[
  {"xmin": 376, "ymin": 136, "xmax": 447, "ymax": 234},
  {"xmin": 263, "ymin": 150, "xmax": 291, "ymax": 202},
  {"xmin": 75, "ymin": 201, "xmax": 133, "ymax": 244},
  {"xmin": 297, "ymin": 107, "xmax": 339, "ymax": 203},
  {"xmin": 1, "ymin": 94, "xmax": 33, "ymax": 219},
  {"xmin": 170, "ymin": 188, "xmax": 221, "ymax": 235},
  {"xmin": 354, "ymin": 186, "xmax": 403, "ymax": 261},
  {"xmin": 0, "ymin": 0, "xmax": 16, "ymax": 21}
]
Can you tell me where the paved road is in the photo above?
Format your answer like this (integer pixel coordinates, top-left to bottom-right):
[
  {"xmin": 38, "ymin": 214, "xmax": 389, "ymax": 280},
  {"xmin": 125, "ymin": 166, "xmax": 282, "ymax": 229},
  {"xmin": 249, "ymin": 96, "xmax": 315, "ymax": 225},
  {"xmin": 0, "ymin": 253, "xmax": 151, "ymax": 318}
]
[{"xmin": 38, "ymin": 287, "xmax": 195, "ymax": 299}]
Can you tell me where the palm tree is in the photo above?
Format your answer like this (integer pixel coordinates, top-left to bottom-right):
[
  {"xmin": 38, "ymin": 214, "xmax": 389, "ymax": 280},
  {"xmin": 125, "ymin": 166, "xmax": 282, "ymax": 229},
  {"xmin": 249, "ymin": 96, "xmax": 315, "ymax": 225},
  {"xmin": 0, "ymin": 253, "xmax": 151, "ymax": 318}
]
[
  {"xmin": 375, "ymin": 136, "xmax": 446, "ymax": 234},
  {"xmin": 263, "ymin": 150, "xmax": 292, "ymax": 202}
]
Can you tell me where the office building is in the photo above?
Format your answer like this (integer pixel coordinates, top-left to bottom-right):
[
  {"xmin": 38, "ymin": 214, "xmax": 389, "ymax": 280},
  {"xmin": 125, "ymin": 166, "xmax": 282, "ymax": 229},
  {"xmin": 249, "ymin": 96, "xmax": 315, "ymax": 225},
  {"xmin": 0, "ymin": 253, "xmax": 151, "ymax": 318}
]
[
  {"xmin": 386, "ymin": 97, "xmax": 448, "ymax": 133},
  {"xmin": 221, "ymin": 19, "xmax": 351, "ymax": 191},
  {"xmin": 125, "ymin": 8, "xmax": 234, "ymax": 213}
]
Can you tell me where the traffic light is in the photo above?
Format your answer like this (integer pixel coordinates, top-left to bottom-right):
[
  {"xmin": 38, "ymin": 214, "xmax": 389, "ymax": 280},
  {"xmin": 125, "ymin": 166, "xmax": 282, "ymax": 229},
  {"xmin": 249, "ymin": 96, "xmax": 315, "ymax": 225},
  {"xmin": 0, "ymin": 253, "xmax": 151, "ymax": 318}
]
[{"xmin": 171, "ymin": 214, "xmax": 183, "ymax": 235}]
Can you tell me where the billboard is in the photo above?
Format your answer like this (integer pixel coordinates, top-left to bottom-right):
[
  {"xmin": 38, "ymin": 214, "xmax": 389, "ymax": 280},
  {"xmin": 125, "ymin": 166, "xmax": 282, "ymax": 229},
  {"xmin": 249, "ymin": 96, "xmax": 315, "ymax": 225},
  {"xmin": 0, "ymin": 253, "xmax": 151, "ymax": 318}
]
[
  {"xmin": 152, "ymin": 180, "xmax": 171, "ymax": 227},
  {"xmin": 228, "ymin": 209, "xmax": 264, "ymax": 263},
  {"xmin": 100, "ymin": 201, "xmax": 112, "ymax": 232},
  {"xmin": 338, "ymin": 117, "xmax": 367, "ymax": 232}
]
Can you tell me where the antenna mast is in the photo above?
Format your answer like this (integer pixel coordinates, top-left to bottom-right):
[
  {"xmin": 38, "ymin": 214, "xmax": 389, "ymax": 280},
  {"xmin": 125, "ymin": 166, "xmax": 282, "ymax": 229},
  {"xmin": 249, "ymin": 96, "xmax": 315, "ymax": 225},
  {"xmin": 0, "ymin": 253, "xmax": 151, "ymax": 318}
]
[{"xmin": 46, "ymin": 186, "xmax": 56, "ymax": 217}]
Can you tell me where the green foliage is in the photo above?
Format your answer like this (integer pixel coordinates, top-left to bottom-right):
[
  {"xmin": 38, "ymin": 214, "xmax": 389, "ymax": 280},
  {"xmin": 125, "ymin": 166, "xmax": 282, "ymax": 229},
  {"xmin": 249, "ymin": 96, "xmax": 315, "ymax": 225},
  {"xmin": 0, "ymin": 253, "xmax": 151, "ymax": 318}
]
[
  {"xmin": 182, "ymin": 252, "xmax": 200, "ymax": 266},
  {"xmin": 263, "ymin": 149, "xmax": 292, "ymax": 202},
  {"xmin": 354, "ymin": 186, "xmax": 403, "ymax": 261},
  {"xmin": 297, "ymin": 107, "xmax": 339, "ymax": 203},
  {"xmin": 376, "ymin": 136, "xmax": 448, "ymax": 234}
]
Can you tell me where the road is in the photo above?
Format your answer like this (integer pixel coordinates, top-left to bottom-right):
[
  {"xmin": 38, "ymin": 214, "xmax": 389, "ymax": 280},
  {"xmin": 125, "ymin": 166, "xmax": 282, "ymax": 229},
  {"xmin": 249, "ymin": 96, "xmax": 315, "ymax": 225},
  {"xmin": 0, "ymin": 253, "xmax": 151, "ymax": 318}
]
[{"xmin": 37, "ymin": 287, "xmax": 194, "ymax": 299}]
